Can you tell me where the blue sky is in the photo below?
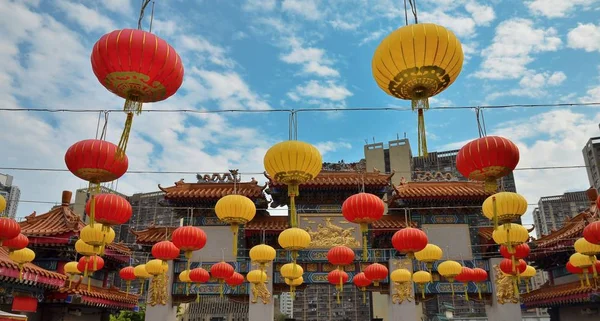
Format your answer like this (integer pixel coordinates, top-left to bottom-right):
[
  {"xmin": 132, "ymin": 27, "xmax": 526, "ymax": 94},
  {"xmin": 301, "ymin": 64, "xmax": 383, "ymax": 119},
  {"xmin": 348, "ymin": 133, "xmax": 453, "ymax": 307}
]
[{"xmin": 1, "ymin": 0, "xmax": 600, "ymax": 231}]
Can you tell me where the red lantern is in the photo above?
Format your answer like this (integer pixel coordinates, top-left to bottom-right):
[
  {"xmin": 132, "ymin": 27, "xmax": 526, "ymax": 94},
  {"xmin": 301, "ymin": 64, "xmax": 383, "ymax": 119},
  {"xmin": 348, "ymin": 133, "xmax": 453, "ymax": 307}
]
[
  {"xmin": 364, "ymin": 263, "xmax": 388, "ymax": 286},
  {"xmin": 225, "ymin": 272, "xmax": 245, "ymax": 287},
  {"xmin": 471, "ymin": 268, "xmax": 488, "ymax": 299},
  {"xmin": 210, "ymin": 261, "xmax": 235, "ymax": 297},
  {"xmin": 583, "ymin": 221, "xmax": 600, "ymax": 245},
  {"xmin": 342, "ymin": 193, "xmax": 385, "ymax": 261},
  {"xmin": 151, "ymin": 241, "xmax": 180, "ymax": 261},
  {"xmin": 64, "ymin": 139, "xmax": 128, "ymax": 183},
  {"xmin": 189, "ymin": 268, "xmax": 210, "ymax": 283},
  {"xmin": 85, "ymin": 194, "xmax": 132, "ymax": 226},
  {"xmin": 119, "ymin": 266, "xmax": 136, "ymax": 295},
  {"xmin": 2, "ymin": 233, "xmax": 28, "ymax": 252},
  {"xmin": 172, "ymin": 226, "xmax": 207, "ymax": 270},
  {"xmin": 499, "ymin": 258, "xmax": 526, "ymax": 275},
  {"xmin": 566, "ymin": 262, "xmax": 583, "ymax": 275},
  {"xmin": 328, "ymin": 270, "xmax": 349, "ymax": 304},
  {"xmin": 0, "ymin": 218, "xmax": 21, "ymax": 247},
  {"xmin": 327, "ymin": 246, "xmax": 355, "ymax": 267},
  {"xmin": 78, "ymin": 256, "xmax": 105, "ymax": 291},
  {"xmin": 456, "ymin": 136, "xmax": 520, "ymax": 192},
  {"xmin": 91, "ymin": 29, "xmax": 185, "ymax": 156},
  {"xmin": 392, "ymin": 228, "xmax": 428, "ymax": 258},
  {"xmin": 500, "ymin": 243, "xmax": 530, "ymax": 259},
  {"xmin": 353, "ymin": 272, "xmax": 372, "ymax": 304},
  {"xmin": 454, "ymin": 267, "xmax": 474, "ymax": 301}
]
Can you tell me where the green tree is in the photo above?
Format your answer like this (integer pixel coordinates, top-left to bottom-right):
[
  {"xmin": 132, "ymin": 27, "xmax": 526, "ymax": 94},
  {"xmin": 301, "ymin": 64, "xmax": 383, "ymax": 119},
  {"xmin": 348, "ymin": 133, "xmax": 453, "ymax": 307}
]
[{"xmin": 109, "ymin": 307, "xmax": 145, "ymax": 321}]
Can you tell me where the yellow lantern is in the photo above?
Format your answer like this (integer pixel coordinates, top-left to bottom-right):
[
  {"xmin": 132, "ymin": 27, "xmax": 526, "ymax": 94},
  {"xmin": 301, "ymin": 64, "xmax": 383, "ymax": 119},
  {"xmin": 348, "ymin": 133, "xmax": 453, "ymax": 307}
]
[
  {"xmin": 521, "ymin": 265, "xmax": 536, "ymax": 293},
  {"xmin": 412, "ymin": 270, "xmax": 432, "ymax": 298},
  {"xmin": 280, "ymin": 263, "xmax": 304, "ymax": 280},
  {"xmin": 134, "ymin": 264, "xmax": 152, "ymax": 295},
  {"xmin": 390, "ymin": 269, "xmax": 412, "ymax": 283},
  {"xmin": 264, "ymin": 140, "xmax": 322, "ymax": 227},
  {"xmin": 215, "ymin": 194, "xmax": 256, "ymax": 258},
  {"xmin": 574, "ymin": 238, "xmax": 600, "ymax": 278},
  {"xmin": 9, "ymin": 248, "xmax": 35, "ymax": 280},
  {"xmin": 146, "ymin": 259, "xmax": 169, "ymax": 276},
  {"xmin": 482, "ymin": 192, "xmax": 528, "ymax": 229},
  {"xmin": 372, "ymin": 23, "xmax": 464, "ymax": 157},
  {"xmin": 80, "ymin": 223, "xmax": 113, "ymax": 255},
  {"xmin": 179, "ymin": 270, "xmax": 192, "ymax": 295},
  {"xmin": 285, "ymin": 276, "xmax": 304, "ymax": 300},
  {"xmin": 278, "ymin": 228, "xmax": 311, "ymax": 269},
  {"xmin": 570, "ymin": 252, "xmax": 594, "ymax": 286},
  {"xmin": 247, "ymin": 270, "xmax": 268, "ymax": 284},
  {"xmin": 438, "ymin": 260, "xmax": 462, "ymax": 296},
  {"xmin": 415, "ymin": 244, "xmax": 443, "ymax": 271},
  {"xmin": 0, "ymin": 194, "xmax": 6, "ymax": 213},
  {"xmin": 492, "ymin": 223, "xmax": 529, "ymax": 246},
  {"xmin": 146, "ymin": 259, "xmax": 169, "ymax": 306},
  {"xmin": 75, "ymin": 239, "xmax": 99, "ymax": 257},
  {"xmin": 249, "ymin": 244, "xmax": 276, "ymax": 272},
  {"xmin": 64, "ymin": 261, "xmax": 81, "ymax": 288}
]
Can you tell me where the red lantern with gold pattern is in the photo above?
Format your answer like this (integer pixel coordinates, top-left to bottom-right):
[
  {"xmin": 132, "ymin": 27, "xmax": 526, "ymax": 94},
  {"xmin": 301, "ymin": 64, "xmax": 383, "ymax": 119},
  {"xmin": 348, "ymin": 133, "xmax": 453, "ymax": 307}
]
[
  {"xmin": 65, "ymin": 139, "xmax": 129, "ymax": 183},
  {"xmin": 392, "ymin": 227, "xmax": 428, "ymax": 259},
  {"xmin": 2, "ymin": 234, "xmax": 29, "ymax": 253},
  {"xmin": 342, "ymin": 193, "xmax": 385, "ymax": 261},
  {"xmin": 210, "ymin": 261, "xmax": 235, "ymax": 297},
  {"xmin": 499, "ymin": 258, "xmax": 527, "ymax": 275},
  {"xmin": 584, "ymin": 221, "xmax": 600, "ymax": 245},
  {"xmin": 500, "ymin": 243, "xmax": 530, "ymax": 260},
  {"xmin": 456, "ymin": 136, "xmax": 520, "ymax": 192},
  {"xmin": 225, "ymin": 272, "xmax": 245, "ymax": 287},
  {"xmin": 172, "ymin": 226, "xmax": 207, "ymax": 271},
  {"xmin": 364, "ymin": 263, "xmax": 388, "ymax": 287},
  {"xmin": 151, "ymin": 241, "xmax": 180, "ymax": 261},
  {"xmin": 0, "ymin": 219, "xmax": 21, "ymax": 247},
  {"xmin": 85, "ymin": 194, "xmax": 132, "ymax": 227},
  {"xmin": 91, "ymin": 29, "xmax": 185, "ymax": 156}
]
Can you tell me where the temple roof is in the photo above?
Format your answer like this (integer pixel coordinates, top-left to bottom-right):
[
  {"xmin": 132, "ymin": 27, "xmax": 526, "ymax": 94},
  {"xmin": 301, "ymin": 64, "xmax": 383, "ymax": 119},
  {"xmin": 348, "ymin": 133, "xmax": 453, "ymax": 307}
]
[
  {"xmin": 55, "ymin": 282, "xmax": 138, "ymax": 309},
  {"xmin": 533, "ymin": 209, "xmax": 595, "ymax": 249},
  {"xmin": 130, "ymin": 226, "xmax": 177, "ymax": 244},
  {"xmin": 0, "ymin": 248, "xmax": 66, "ymax": 287},
  {"xmin": 158, "ymin": 175, "xmax": 267, "ymax": 201},
  {"xmin": 243, "ymin": 215, "xmax": 411, "ymax": 231},
  {"xmin": 265, "ymin": 170, "xmax": 393, "ymax": 188},
  {"xmin": 522, "ymin": 280, "xmax": 596, "ymax": 308},
  {"xmin": 19, "ymin": 191, "xmax": 131, "ymax": 257},
  {"xmin": 390, "ymin": 180, "xmax": 491, "ymax": 202}
]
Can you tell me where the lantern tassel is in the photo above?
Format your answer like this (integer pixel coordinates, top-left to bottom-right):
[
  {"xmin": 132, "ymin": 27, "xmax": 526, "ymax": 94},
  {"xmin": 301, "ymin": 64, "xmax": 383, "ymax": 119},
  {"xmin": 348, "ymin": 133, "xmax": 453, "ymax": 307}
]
[
  {"xmin": 464, "ymin": 285, "xmax": 469, "ymax": 301},
  {"xmin": 185, "ymin": 252, "xmax": 193, "ymax": 272},
  {"xmin": 415, "ymin": 108, "xmax": 428, "ymax": 157},
  {"xmin": 88, "ymin": 275, "xmax": 92, "ymax": 292},
  {"xmin": 362, "ymin": 290, "xmax": 366, "ymax": 304},
  {"xmin": 526, "ymin": 281, "xmax": 530, "ymax": 293},
  {"xmin": 196, "ymin": 289, "xmax": 200, "ymax": 303},
  {"xmin": 231, "ymin": 224, "xmax": 239, "ymax": 259},
  {"xmin": 288, "ymin": 185, "xmax": 299, "ymax": 228},
  {"xmin": 584, "ymin": 271, "xmax": 590, "ymax": 287},
  {"xmin": 492, "ymin": 196, "xmax": 498, "ymax": 230},
  {"xmin": 360, "ymin": 224, "xmax": 368, "ymax": 262},
  {"xmin": 18, "ymin": 264, "xmax": 23, "ymax": 281},
  {"xmin": 219, "ymin": 280, "xmax": 224, "ymax": 298},
  {"xmin": 140, "ymin": 281, "xmax": 145, "ymax": 296},
  {"xmin": 591, "ymin": 255, "xmax": 598, "ymax": 278},
  {"xmin": 89, "ymin": 193, "xmax": 96, "ymax": 226},
  {"xmin": 116, "ymin": 112, "xmax": 134, "ymax": 159},
  {"xmin": 337, "ymin": 289, "xmax": 341, "ymax": 304},
  {"xmin": 420, "ymin": 285, "xmax": 425, "ymax": 299},
  {"xmin": 186, "ymin": 283, "xmax": 190, "ymax": 296},
  {"xmin": 513, "ymin": 278, "xmax": 519, "ymax": 298},
  {"xmin": 69, "ymin": 276, "xmax": 73, "ymax": 288},
  {"xmin": 450, "ymin": 282, "xmax": 455, "ymax": 296},
  {"xmin": 126, "ymin": 280, "xmax": 131, "ymax": 297},
  {"xmin": 579, "ymin": 275, "xmax": 584, "ymax": 288},
  {"xmin": 477, "ymin": 283, "xmax": 482, "ymax": 300}
]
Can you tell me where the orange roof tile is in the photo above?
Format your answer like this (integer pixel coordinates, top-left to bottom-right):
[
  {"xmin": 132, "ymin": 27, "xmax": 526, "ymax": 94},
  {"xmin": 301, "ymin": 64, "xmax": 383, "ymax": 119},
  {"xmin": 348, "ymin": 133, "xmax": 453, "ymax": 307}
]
[
  {"xmin": 534, "ymin": 209, "xmax": 595, "ymax": 248},
  {"xmin": 20, "ymin": 191, "xmax": 83, "ymax": 237},
  {"xmin": 245, "ymin": 216, "xmax": 289, "ymax": 231},
  {"xmin": 0, "ymin": 248, "xmax": 66, "ymax": 286},
  {"xmin": 130, "ymin": 226, "xmax": 177, "ymax": 244},
  {"xmin": 159, "ymin": 177, "xmax": 266, "ymax": 200},
  {"xmin": 266, "ymin": 171, "xmax": 393, "ymax": 188},
  {"xmin": 522, "ymin": 280, "xmax": 595, "ymax": 307},
  {"xmin": 58, "ymin": 282, "xmax": 138, "ymax": 306},
  {"xmin": 371, "ymin": 216, "xmax": 410, "ymax": 229},
  {"xmin": 391, "ymin": 181, "xmax": 491, "ymax": 200}
]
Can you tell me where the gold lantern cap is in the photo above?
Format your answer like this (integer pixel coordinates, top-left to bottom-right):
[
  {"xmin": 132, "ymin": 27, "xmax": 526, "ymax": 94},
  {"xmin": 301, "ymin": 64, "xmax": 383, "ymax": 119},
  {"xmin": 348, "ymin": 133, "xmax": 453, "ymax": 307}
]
[{"xmin": 64, "ymin": 261, "xmax": 82, "ymax": 275}]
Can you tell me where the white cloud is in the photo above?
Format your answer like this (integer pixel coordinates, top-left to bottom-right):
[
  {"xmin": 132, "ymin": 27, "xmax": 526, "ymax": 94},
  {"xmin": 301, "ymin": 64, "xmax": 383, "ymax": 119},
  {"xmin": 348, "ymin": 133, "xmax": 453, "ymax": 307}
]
[
  {"xmin": 100, "ymin": 0, "xmax": 133, "ymax": 15},
  {"xmin": 280, "ymin": 38, "xmax": 339, "ymax": 77},
  {"xmin": 487, "ymin": 71, "xmax": 567, "ymax": 100},
  {"xmin": 288, "ymin": 80, "xmax": 352, "ymax": 102},
  {"xmin": 475, "ymin": 19, "xmax": 562, "ymax": 80},
  {"xmin": 547, "ymin": 71, "xmax": 567, "ymax": 86},
  {"xmin": 567, "ymin": 23, "xmax": 600, "ymax": 53},
  {"xmin": 465, "ymin": 1, "xmax": 495, "ymax": 25},
  {"xmin": 243, "ymin": 0, "xmax": 277, "ymax": 11},
  {"xmin": 359, "ymin": 28, "xmax": 389, "ymax": 46},
  {"xmin": 329, "ymin": 18, "xmax": 359, "ymax": 31},
  {"xmin": 314, "ymin": 141, "xmax": 352, "ymax": 154},
  {"xmin": 55, "ymin": 0, "xmax": 116, "ymax": 33},
  {"xmin": 178, "ymin": 35, "xmax": 235, "ymax": 68},
  {"xmin": 282, "ymin": 0, "xmax": 323, "ymax": 21},
  {"xmin": 192, "ymin": 69, "xmax": 271, "ymax": 110},
  {"xmin": 151, "ymin": 19, "xmax": 178, "ymax": 37},
  {"xmin": 527, "ymin": 0, "xmax": 598, "ymax": 18}
]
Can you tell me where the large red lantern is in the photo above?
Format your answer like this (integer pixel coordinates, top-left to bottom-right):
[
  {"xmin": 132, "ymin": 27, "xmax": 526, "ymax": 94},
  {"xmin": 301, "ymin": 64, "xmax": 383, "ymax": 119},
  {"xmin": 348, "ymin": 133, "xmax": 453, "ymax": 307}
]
[
  {"xmin": 328, "ymin": 270, "xmax": 349, "ymax": 304},
  {"xmin": 364, "ymin": 263, "xmax": 388, "ymax": 286},
  {"xmin": 210, "ymin": 262, "xmax": 235, "ymax": 297},
  {"xmin": 172, "ymin": 226, "xmax": 207, "ymax": 271},
  {"xmin": 583, "ymin": 221, "xmax": 600, "ymax": 245},
  {"xmin": 500, "ymin": 243, "xmax": 530, "ymax": 259},
  {"xmin": 225, "ymin": 272, "xmax": 245, "ymax": 287},
  {"xmin": 499, "ymin": 258, "xmax": 527, "ymax": 275},
  {"xmin": 78, "ymin": 256, "xmax": 105, "ymax": 292},
  {"xmin": 471, "ymin": 268, "xmax": 488, "ymax": 299},
  {"xmin": 189, "ymin": 267, "xmax": 210, "ymax": 302},
  {"xmin": 0, "ymin": 218, "xmax": 21, "ymax": 247},
  {"xmin": 151, "ymin": 241, "xmax": 180, "ymax": 261},
  {"xmin": 119, "ymin": 266, "xmax": 136, "ymax": 295},
  {"xmin": 2, "ymin": 234, "xmax": 29, "ymax": 253},
  {"xmin": 456, "ymin": 136, "xmax": 520, "ymax": 192},
  {"xmin": 353, "ymin": 272, "xmax": 372, "ymax": 304},
  {"xmin": 85, "ymin": 194, "xmax": 132, "ymax": 227},
  {"xmin": 342, "ymin": 193, "xmax": 385, "ymax": 261},
  {"xmin": 327, "ymin": 246, "xmax": 355, "ymax": 267},
  {"xmin": 454, "ymin": 267, "xmax": 474, "ymax": 300},
  {"xmin": 392, "ymin": 228, "xmax": 428, "ymax": 259},
  {"xmin": 91, "ymin": 29, "xmax": 184, "ymax": 156}
]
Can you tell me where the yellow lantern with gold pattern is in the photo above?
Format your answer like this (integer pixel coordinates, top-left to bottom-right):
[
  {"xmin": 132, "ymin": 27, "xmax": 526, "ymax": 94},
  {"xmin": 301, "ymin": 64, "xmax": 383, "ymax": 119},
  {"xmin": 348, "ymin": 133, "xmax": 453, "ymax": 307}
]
[
  {"xmin": 249, "ymin": 244, "xmax": 276, "ymax": 272},
  {"xmin": 264, "ymin": 140, "xmax": 322, "ymax": 227},
  {"xmin": 372, "ymin": 23, "xmax": 464, "ymax": 157},
  {"xmin": 64, "ymin": 261, "xmax": 82, "ymax": 288},
  {"xmin": 412, "ymin": 270, "xmax": 432, "ymax": 298},
  {"xmin": 285, "ymin": 276, "xmax": 303, "ymax": 300},
  {"xmin": 521, "ymin": 265, "xmax": 536, "ymax": 293},
  {"xmin": 438, "ymin": 260, "xmax": 462, "ymax": 296},
  {"xmin": 215, "ymin": 194, "xmax": 256, "ymax": 259},
  {"xmin": 145, "ymin": 259, "xmax": 169, "ymax": 306},
  {"xmin": 570, "ymin": 253, "xmax": 593, "ymax": 286},
  {"xmin": 482, "ymin": 192, "xmax": 528, "ymax": 229},
  {"xmin": 278, "ymin": 228, "xmax": 311, "ymax": 271}
]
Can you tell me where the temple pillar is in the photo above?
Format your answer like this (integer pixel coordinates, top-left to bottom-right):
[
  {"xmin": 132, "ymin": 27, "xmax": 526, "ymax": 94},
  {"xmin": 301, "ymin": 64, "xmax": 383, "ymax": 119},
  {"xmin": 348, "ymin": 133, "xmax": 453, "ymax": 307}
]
[
  {"xmin": 248, "ymin": 264, "xmax": 274, "ymax": 321},
  {"xmin": 484, "ymin": 258, "xmax": 522, "ymax": 321},
  {"xmin": 388, "ymin": 258, "xmax": 418, "ymax": 321},
  {"xmin": 145, "ymin": 261, "xmax": 177, "ymax": 321}
]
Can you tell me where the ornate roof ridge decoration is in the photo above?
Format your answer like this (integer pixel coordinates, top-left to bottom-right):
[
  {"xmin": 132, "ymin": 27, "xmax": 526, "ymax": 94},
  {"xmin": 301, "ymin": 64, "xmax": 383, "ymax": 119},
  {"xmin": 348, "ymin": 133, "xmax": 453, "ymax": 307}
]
[
  {"xmin": 0, "ymin": 247, "xmax": 67, "ymax": 286},
  {"xmin": 158, "ymin": 175, "xmax": 268, "ymax": 200},
  {"xmin": 534, "ymin": 207, "xmax": 595, "ymax": 248},
  {"xmin": 521, "ymin": 279, "xmax": 596, "ymax": 307},
  {"xmin": 413, "ymin": 171, "xmax": 460, "ymax": 182},
  {"xmin": 264, "ymin": 169, "xmax": 394, "ymax": 187},
  {"xmin": 390, "ymin": 180, "xmax": 491, "ymax": 202},
  {"xmin": 244, "ymin": 214, "xmax": 413, "ymax": 231},
  {"xmin": 58, "ymin": 278, "xmax": 138, "ymax": 306},
  {"xmin": 129, "ymin": 225, "xmax": 177, "ymax": 244},
  {"xmin": 321, "ymin": 159, "xmax": 366, "ymax": 172}
]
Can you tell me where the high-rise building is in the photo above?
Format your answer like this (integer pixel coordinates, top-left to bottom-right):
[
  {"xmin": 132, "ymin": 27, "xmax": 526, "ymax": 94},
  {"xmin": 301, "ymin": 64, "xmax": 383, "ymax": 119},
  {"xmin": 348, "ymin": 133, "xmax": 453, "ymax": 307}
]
[
  {"xmin": 364, "ymin": 139, "xmax": 413, "ymax": 186},
  {"xmin": 279, "ymin": 292, "xmax": 294, "ymax": 318},
  {"xmin": 532, "ymin": 191, "xmax": 590, "ymax": 238},
  {"xmin": 0, "ymin": 173, "xmax": 20, "ymax": 219},
  {"xmin": 292, "ymin": 284, "xmax": 371, "ymax": 320},
  {"xmin": 582, "ymin": 136, "xmax": 600, "ymax": 191}
]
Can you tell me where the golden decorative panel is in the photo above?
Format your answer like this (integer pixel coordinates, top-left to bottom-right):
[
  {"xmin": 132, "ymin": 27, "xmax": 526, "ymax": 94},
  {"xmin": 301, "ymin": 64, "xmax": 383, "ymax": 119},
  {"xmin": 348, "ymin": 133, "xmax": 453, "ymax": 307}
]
[{"xmin": 300, "ymin": 215, "xmax": 361, "ymax": 249}]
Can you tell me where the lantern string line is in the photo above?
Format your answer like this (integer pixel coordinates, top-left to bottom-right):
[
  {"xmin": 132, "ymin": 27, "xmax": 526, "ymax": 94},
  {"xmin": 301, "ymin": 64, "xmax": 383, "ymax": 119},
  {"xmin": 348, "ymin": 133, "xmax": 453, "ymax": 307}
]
[
  {"xmin": 95, "ymin": 111, "xmax": 102, "ymax": 140},
  {"xmin": 408, "ymin": 0, "xmax": 418, "ymax": 24},
  {"xmin": 100, "ymin": 111, "xmax": 110, "ymax": 141},
  {"xmin": 137, "ymin": 0, "xmax": 152, "ymax": 30},
  {"xmin": 148, "ymin": 1, "xmax": 155, "ymax": 33},
  {"xmin": 403, "ymin": 0, "xmax": 409, "ymax": 26}
]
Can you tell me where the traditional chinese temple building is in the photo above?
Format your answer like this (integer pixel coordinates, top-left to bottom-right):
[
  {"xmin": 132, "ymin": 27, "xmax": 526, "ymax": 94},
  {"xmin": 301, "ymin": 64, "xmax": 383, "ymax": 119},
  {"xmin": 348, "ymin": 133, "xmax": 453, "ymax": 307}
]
[
  {"xmin": 129, "ymin": 165, "xmax": 526, "ymax": 321},
  {"xmin": 523, "ymin": 189, "xmax": 600, "ymax": 321},
  {"xmin": 12, "ymin": 191, "xmax": 138, "ymax": 320}
]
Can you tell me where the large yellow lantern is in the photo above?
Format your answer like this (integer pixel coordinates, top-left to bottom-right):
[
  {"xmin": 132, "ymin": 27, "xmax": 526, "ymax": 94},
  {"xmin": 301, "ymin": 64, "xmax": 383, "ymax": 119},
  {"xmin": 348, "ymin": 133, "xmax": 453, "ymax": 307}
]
[
  {"xmin": 390, "ymin": 269, "xmax": 412, "ymax": 283},
  {"xmin": 285, "ymin": 276, "xmax": 304, "ymax": 300},
  {"xmin": 80, "ymin": 223, "xmax": 114, "ymax": 255},
  {"xmin": 9, "ymin": 248, "xmax": 35, "ymax": 280},
  {"xmin": 372, "ymin": 23, "xmax": 464, "ymax": 156},
  {"xmin": 215, "ymin": 194, "xmax": 256, "ymax": 258},
  {"xmin": 574, "ymin": 238, "xmax": 600, "ymax": 278},
  {"xmin": 134, "ymin": 264, "xmax": 152, "ymax": 295},
  {"xmin": 145, "ymin": 259, "xmax": 168, "ymax": 276},
  {"xmin": 247, "ymin": 269, "xmax": 268, "ymax": 284},
  {"xmin": 415, "ymin": 244, "xmax": 443, "ymax": 271},
  {"xmin": 492, "ymin": 224, "xmax": 529, "ymax": 247},
  {"xmin": 412, "ymin": 270, "xmax": 432, "ymax": 298},
  {"xmin": 278, "ymin": 228, "xmax": 311, "ymax": 268},
  {"xmin": 249, "ymin": 244, "xmax": 276, "ymax": 272},
  {"xmin": 64, "ymin": 261, "xmax": 82, "ymax": 287},
  {"xmin": 264, "ymin": 140, "xmax": 322, "ymax": 227},
  {"xmin": 521, "ymin": 265, "xmax": 536, "ymax": 293},
  {"xmin": 75, "ymin": 239, "xmax": 99, "ymax": 257},
  {"xmin": 482, "ymin": 192, "xmax": 528, "ymax": 229},
  {"xmin": 438, "ymin": 260, "xmax": 462, "ymax": 296},
  {"xmin": 280, "ymin": 263, "xmax": 304, "ymax": 280}
]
